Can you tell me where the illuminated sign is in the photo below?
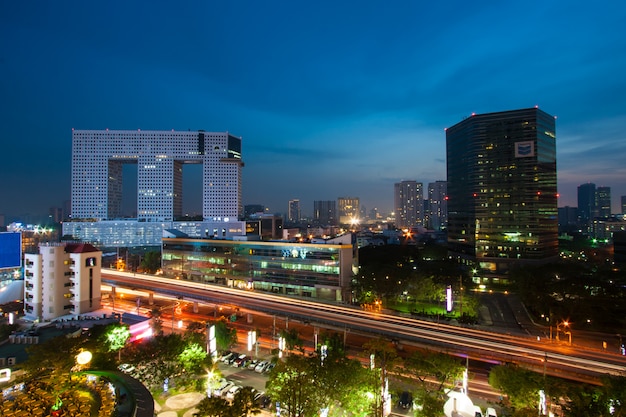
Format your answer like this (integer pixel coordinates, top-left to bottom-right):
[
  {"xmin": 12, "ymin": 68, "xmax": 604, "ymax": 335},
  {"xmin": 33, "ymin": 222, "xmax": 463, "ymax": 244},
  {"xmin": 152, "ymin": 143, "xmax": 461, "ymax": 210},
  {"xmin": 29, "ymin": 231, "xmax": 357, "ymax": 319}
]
[
  {"xmin": 281, "ymin": 248, "xmax": 308, "ymax": 259},
  {"xmin": 515, "ymin": 141, "xmax": 535, "ymax": 158}
]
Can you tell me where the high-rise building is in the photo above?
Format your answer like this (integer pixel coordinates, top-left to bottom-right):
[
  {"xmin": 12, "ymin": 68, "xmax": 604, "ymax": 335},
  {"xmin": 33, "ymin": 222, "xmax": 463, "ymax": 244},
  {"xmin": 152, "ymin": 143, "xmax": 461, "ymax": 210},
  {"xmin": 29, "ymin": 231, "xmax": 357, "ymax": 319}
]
[
  {"xmin": 313, "ymin": 200, "xmax": 337, "ymax": 226},
  {"xmin": 596, "ymin": 186, "xmax": 611, "ymax": 218},
  {"xmin": 63, "ymin": 130, "xmax": 245, "ymax": 246},
  {"xmin": 622, "ymin": 196, "xmax": 626, "ymax": 215},
  {"xmin": 446, "ymin": 108, "xmax": 558, "ymax": 272},
  {"xmin": 288, "ymin": 199, "xmax": 301, "ymax": 223},
  {"xmin": 577, "ymin": 183, "xmax": 597, "ymax": 224},
  {"xmin": 394, "ymin": 181, "xmax": 423, "ymax": 229},
  {"xmin": 337, "ymin": 197, "xmax": 360, "ymax": 224},
  {"xmin": 427, "ymin": 181, "xmax": 447, "ymax": 231}
]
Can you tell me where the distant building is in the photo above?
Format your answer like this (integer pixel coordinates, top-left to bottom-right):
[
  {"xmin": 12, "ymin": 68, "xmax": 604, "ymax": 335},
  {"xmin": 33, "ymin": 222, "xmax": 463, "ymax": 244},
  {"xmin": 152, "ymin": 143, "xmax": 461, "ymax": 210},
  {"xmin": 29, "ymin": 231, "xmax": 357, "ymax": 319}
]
[
  {"xmin": 394, "ymin": 181, "xmax": 424, "ymax": 228},
  {"xmin": 313, "ymin": 200, "xmax": 337, "ymax": 226},
  {"xmin": 337, "ymin": 197, "xmax": 360, "ymax": 225},
  {"xmin": 246, "ymin": 213, "xmax": 283, "ymax": 240},
  {"xmin": 24, "ymin": 242, "xmax": 102, "ymax": 322},
  {"xmin": 622, "ymin": 196, "xmax": 626, "ymax": 215},
  {"xmin": 597, "ymin": 186, "xmax": 611, "ymax": 218},
  {"xmin": 577, "ymin": 183, "xmax": 597, "ymax": 225},
  {"xmin": 288, "ymin": 199, "xmax": 301, "ymax": 223},
  {"xmin": 64, "ymin": 129, "xmax": 244, "ymax": 247},
  {"xmin": 614, "ymin": 231, "xmax": 626, "ymax": 268},
  {"xmin": 244, "ymin": 204, "xmax": 265, "ymax": 218},
  {"xmin": 427, "ymin": 181, "xmax": 447, "ymax": 231},
  {"xmin": 591, "ymin": 217, "xmax": 626, "ymax": 241},
  {"xmin": 446, "ymin": 107, "xmax": 558, "ymax": 273},
  {"xmin": 558, "ymin": 206, "xmax": 579, "ymax": 233}
]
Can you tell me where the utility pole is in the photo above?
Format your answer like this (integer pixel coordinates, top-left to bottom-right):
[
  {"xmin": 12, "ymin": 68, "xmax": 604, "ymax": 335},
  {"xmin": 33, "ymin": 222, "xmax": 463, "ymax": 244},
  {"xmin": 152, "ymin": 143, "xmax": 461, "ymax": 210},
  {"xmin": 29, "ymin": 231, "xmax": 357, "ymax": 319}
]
[{"xmin": 459, "ymin": 275, "xmax": 463, "ymax": 318}]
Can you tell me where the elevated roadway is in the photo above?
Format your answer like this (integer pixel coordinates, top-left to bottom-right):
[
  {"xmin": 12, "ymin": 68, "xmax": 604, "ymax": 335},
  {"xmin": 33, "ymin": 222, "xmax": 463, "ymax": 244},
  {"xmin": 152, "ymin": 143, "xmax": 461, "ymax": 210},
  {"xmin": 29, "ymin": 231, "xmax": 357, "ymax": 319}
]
[{"xmin": 103, "ymin": 270, "xmax": 626, "ymax": 384}]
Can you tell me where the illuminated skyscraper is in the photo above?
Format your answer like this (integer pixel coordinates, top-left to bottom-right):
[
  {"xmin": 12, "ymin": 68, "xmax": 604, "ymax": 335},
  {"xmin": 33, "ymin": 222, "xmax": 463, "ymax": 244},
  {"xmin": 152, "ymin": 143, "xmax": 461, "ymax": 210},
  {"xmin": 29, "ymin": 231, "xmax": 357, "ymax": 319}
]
[{"xmin": 446, "ymin": 108, "xmax": 558, "ymax": 272}]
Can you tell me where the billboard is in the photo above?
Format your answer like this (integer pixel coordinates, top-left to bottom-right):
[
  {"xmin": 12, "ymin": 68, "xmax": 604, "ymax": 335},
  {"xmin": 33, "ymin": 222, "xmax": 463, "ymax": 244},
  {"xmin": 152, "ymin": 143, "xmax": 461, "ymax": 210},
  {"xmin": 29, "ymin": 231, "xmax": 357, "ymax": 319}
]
[{"xmin": 0, "ymin": 232, "xmax": 22, "ymax": 269}]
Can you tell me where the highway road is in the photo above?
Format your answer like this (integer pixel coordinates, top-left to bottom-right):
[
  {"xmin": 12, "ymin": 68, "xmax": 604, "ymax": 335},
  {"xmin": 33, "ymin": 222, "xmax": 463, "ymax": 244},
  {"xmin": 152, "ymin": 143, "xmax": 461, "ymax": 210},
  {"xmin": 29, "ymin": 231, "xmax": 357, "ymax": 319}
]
[{"xmin": 102, "ymin": 270, "xmax": 626, "ymax": 384}]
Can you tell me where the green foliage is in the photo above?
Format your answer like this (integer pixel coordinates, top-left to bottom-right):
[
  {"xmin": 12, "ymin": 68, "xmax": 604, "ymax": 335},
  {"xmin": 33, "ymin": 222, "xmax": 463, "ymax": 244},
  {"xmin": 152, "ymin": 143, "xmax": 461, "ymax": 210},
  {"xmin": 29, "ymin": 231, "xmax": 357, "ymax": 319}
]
[
  {"xmin": 414, "ymin": 389, "xmax": 446, "ymax": 417},
  {"xmin": 178, "ymin": 342, "xmax": 208, "ymax": 374},
  {"xmin": 103, "ymin": 324, "xmax": 130, "ymax": 352},
  {"xmin": 22, "ymin": 335, "xmax": 82, "ymax": 379},
  {"xmin": 488, "ymin": 364, "xmax": 541, "ymax": 411},
  {"xmin": 266, "ymin": 355, "xmax": 322, "ymax": 417},
  {"xmin": 279, "ymin": 328, "xmax": 304, "ymax": 354},
  {"xmin": 404, "ymin": 349, "xmax": 464, "ymax": 393},
  {"xmin": 210, "ymin": 317, "xmax": 238, "ymax": 351},
  {"xmin": 141, "ymin": 251, "xmax": 161, "ymax": 274}
]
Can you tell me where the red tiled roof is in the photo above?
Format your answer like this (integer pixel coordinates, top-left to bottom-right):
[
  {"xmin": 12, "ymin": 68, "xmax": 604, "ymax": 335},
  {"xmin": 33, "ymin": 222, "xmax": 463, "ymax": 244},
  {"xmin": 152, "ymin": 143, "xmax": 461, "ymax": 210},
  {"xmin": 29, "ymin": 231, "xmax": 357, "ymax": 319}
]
[{"xmin": 65, "ymin": 243, "xmax": 101, "ymax": 254}]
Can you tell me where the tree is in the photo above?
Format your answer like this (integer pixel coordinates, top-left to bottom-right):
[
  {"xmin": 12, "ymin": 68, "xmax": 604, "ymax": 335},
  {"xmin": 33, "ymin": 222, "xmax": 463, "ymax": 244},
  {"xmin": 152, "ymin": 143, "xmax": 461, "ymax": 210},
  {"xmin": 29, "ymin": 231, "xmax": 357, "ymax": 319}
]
[
  {"xmin": 149, "ymin": 307, "xmax": 164, "ymax": 336},
  {"xmin": 231, "ymin": 386, "xmax": 262, "ymax": 417},
  {"xmin": 22, "ymin": 335, "xmax": 82, "ymax": 380},
  {"xmin": 279, "ymin": 328, "xmax": 304, "ymax": 355},
  {"xmin": 211, "ymin": 317, "xmax": 238, "ymax": 351},
  {"xmin": 405, "ymin": 349, "xmax": 464, "ymax": 393},
  {"xmin": 266, "ymin": 355, "xmax": 322, "ymax": 417},
  {"xmin": 103, "ymin": 323, "xmax": 130, "ymax": 362},
  {"xmin": 178, "ymin": 342, "xmax": 208, "ymax": 374},
  {"xmin": 363, "ymin": 337, "xmax": 400, "ymax": 417},
  {"xmin": 196, "ymin": 395, "xmax": 233, "ymax": 417},
  {"xmin": 488, "ymin": 364, "xmax": 541, "ymax": 411},
  {"xmin": 141, "ymin": 251, "xmax": 161, "ymax": 274}
]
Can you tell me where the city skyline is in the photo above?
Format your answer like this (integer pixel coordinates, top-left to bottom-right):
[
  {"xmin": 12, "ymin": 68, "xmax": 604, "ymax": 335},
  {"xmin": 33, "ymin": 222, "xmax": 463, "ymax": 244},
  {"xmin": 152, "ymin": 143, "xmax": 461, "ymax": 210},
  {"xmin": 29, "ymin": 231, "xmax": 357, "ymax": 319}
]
[{"xmin": 1, "ymin": 1, "xmax": 626, "ymax": 220}]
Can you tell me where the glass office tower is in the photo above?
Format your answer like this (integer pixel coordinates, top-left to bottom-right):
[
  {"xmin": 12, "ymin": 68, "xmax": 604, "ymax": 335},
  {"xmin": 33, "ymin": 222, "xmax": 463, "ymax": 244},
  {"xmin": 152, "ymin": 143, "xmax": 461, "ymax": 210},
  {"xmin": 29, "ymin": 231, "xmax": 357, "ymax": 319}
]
[{"xmin": 446, "ymin": 108, "xmax": 558, "ymax": 273}]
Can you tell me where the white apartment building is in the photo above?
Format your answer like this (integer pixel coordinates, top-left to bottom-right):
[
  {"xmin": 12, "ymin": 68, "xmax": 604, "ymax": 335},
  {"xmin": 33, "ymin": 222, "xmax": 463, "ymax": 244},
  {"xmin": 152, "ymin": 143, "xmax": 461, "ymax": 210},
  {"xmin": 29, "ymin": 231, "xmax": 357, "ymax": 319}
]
[
  {"xmin": 64, "ymin": 129, "xmax": 244, "ymax": 246},
  {"xmin": 24, "ymin": 243, "xmax": 102, "ymax": 322}
]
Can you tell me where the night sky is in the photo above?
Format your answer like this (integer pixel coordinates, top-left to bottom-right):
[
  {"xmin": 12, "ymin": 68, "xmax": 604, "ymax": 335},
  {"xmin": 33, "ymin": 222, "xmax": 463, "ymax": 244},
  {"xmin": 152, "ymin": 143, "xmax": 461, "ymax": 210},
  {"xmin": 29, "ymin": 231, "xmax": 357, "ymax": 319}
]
[{"xmin": 1, "ymin": 1, "xmax": 625, "ymax": 221}]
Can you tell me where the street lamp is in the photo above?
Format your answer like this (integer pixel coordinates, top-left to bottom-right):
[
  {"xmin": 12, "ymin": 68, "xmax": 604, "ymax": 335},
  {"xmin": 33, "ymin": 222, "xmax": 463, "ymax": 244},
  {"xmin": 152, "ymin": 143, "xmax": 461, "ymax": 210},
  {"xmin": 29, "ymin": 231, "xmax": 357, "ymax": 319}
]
[{"xmin": 556, "ymin": 320, "xmax": 572, "ymax": 345}]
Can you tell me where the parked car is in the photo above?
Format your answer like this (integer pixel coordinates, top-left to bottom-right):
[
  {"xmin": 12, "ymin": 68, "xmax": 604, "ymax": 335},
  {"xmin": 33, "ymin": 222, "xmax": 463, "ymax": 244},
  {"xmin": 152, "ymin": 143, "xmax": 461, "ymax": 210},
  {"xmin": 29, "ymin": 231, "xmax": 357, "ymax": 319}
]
[
  {"xmin": 225, "ymin": 385, "xmax": 242, "ymax": 401},
  {"xmin": 398, "ymin": 391, "xmax": 413, "ymax": 409},
  {"xmin": 254, "ymin": 360, "xmax": 269, "ymax": 373},
  {"xmin": 220, "ymin": 352, "xmax": 235, "ymax": 363},
  {"xmin": 247, "ymin": 359, "xmax": 259, "ymax": 370},
  {"xmin": 264, "ymin": 362, "xmax": 276, "ymax": 373},
  {"xmin": 218, "ymin": 351, "xmax": 232, "ymax": 361},
  {"xmin": 232, "ymin": 354, "xmax": 247, "ymax": 367},
  {"xmin": 213, "ymin": 380, "xmax": 235, "ymax": 397},
  {"xmin": 118, "ymin": 363, "xmax": 135, "ymax": 374},
  {"xmin": 225, "ymin": 352, "xmax": 241, "ymax": 365}
]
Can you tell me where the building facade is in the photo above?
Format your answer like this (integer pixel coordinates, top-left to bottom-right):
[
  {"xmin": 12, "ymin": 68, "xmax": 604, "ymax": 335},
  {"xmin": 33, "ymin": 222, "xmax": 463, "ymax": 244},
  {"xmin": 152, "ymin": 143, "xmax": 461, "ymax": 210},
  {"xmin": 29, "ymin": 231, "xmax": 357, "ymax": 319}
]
[
  {"xmin": 24, "ymin": 243, "xmax": 102, "ymax": 322},
  {"xmin": 427, "ymin": 181, "xmax": 448, "ymax": 231},
  {"xmin": 446, "ymin": 108, "xmax": 558, "ymax": 273},
  {"xmin": 161, "ymin": 236, "xmax": 357, "ymax": 302},
  {"xmin": 577, "ymin": 183, "xmax": 597, "ymax": 226},
  {"xmin": 288, "ymin": 199, "xmax": 301, "ymax": 223},
  {"xmin": 337, "ymin": 197, "xmax": 360, "ymax": 224},
  {"xmin": 394, "ymin": 181, "xmax": 424, "ymax": 229},
  {"xmin": 64, "ymin": 130, "xmax": 244, "ymax": 246},
  {"xmin": 596, "ymin": 186, "xmax": 611, "ymax": 218},
  {"xmin": 313, "ymin": 200, "xmax": 337, "ymax": 226}
]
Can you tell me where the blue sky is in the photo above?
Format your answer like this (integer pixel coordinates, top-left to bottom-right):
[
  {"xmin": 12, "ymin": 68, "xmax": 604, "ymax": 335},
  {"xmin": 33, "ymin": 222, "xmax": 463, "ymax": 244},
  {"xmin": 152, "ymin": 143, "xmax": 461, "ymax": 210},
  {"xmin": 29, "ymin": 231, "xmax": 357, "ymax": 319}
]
[{"xmin": 1, "ymin": 1, "xmax": 625, "ymax": 220}]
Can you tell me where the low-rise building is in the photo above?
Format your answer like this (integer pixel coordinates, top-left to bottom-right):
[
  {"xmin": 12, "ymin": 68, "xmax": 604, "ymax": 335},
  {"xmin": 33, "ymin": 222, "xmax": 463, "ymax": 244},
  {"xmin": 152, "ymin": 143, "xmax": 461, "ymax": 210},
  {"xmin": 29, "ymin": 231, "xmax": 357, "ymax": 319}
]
[{"xmin": 161, "ymin": 234, "xmax": 357, "ymax": 302}]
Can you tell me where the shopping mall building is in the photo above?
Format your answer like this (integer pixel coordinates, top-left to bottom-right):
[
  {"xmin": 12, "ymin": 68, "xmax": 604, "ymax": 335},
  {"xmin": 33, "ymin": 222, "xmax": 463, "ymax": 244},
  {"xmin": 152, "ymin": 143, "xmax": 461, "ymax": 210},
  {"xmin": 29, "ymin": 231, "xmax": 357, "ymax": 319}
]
[{"xmin": 161, "ymin": 234, "xmax": 358, "ymax": 303}]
